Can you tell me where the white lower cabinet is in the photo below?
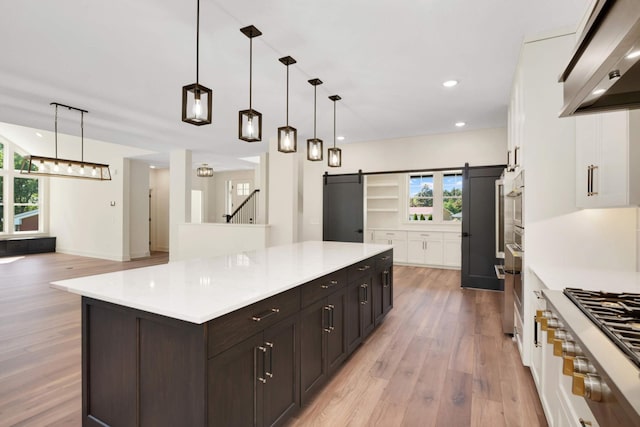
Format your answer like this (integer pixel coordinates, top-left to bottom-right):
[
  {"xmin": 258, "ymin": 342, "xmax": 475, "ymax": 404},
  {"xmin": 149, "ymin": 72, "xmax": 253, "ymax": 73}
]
[
  {"xmin": 373, "ymin": 230, "xmax": 407, "ymax": 263},
  {"xmin": 370, "ymin": 229, "xmax": 460, "ymax": 268},
  {"xmin": 407, "ymin": 232, "xmax": 444, "ymax": 266}
]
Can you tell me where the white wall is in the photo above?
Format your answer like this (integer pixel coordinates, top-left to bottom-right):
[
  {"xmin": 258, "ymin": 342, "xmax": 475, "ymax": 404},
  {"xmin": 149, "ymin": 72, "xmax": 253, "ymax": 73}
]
[
  {"xmin": 129, "ymin": 159, "xmax": 150, "ymax": 259},
  {"xmin": 301, "ymin": 127, "xmax": 508, "ymax": 241},
  {"xmin": 268, "ymin": 137, "xmax": 299, "ymax": 246},
  {"xmin": 174, "ymin": 223, "xmax": 270, "ymax": 261},
  {"xmin": 169, "ymin": 150, "xmax": 191, "ymax": 262},
  {"xmin": 149, "ymin": 168, "xmax": 169, "ymax": 252}
]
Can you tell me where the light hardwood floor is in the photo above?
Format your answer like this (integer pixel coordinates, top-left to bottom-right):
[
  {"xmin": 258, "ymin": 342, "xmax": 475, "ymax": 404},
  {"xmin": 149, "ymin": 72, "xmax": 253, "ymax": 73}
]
[{"xmin": 0, "ymin": 254, "xmax": 546, "ymax": 427}]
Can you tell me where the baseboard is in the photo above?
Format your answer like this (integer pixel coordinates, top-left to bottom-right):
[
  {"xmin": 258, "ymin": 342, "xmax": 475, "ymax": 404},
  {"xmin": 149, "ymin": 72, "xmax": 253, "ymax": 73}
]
[
  {"xmin": 56, "ymin": 248, "xmax": 129, "ymax": 262},
  {"xmin": 131, "ymin": 251, "xmax": 151, "ymax": 259}
]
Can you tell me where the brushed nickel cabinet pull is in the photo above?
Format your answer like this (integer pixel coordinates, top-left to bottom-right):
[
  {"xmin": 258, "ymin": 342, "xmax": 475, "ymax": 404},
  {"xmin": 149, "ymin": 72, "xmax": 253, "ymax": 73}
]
[
  {"xmin": 383, "ymin": 270, "xmax": 390, "ymax": 287},
  {"xmin": 252, "ymin": 307, "xmax": 280, "ymax": 322},
  {"xmin": 591, "ymin": 165, "xmax": 598, "ymax": 196},
  {"xmin": 533, "ymin": 315, "xmax": 541, "ymax": 348},
  {"xmin": 328, "ymin": 304, "xmax": 335, "ymax": 330},
  {"xmin": 323, "ymin": 306, "xmax": 332, "ymax": 332},
  {"xmin": 357, "ymin": 265, "xmax": 371, "ymax": 271},
  {"xmin": 380, "ymin": 255, "xmax": 391, "ymax": 261},
  {"xmin": 256, "ymin": 346, "xmax": 267, "ymax": 383},
  {"xmin": 321, "ymin": 279, "xmax": 339, "ymax": 289},
  {"xmin": 265, "ymin": 342, "xmax": 274, "ymax": 378},
  {"xmin": 587, "ymin": 165, "xmax": 591, "ymax": 196}
]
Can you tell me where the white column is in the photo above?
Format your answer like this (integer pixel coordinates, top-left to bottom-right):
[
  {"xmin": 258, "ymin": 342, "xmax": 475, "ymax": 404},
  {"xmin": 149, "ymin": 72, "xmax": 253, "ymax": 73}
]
[
  {"xmin": 169, "ymin": 149, "xmax": 192, "ymax": 261},
  {"xmin": 268, "ymin": 137, "xmax": 298, "ymax": 246}
]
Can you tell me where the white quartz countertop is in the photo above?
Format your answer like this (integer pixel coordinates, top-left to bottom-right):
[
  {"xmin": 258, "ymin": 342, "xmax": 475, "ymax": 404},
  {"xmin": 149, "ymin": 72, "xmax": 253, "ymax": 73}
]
[
  {"xmin": 530, "ymin": 264, "xmax": 640, "ymax": 293},
  {"xmin": 51, "ymin": 241, "xmax": 393, "ymax": 324}
]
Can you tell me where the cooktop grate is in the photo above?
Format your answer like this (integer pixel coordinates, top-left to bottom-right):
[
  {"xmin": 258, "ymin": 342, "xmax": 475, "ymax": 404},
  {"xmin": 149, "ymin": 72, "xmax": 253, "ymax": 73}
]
[{"xmin": 563, "ymin": 288, "xmax": 640, "ymax": 369}]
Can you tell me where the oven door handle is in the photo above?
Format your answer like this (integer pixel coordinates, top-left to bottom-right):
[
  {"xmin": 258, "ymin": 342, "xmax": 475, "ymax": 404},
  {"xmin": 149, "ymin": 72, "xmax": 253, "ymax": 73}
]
[{"xmin": 494, "ymin": 265, "xmax": 505, "ymax": 280}]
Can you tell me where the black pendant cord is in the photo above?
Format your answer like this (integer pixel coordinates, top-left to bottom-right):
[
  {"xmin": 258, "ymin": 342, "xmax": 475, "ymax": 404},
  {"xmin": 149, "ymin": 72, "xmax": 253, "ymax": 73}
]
[
  {"xmin": 333, "ymin": 100, "xmax": 336, "ymax": 148},
  {"xmin": 54, "ymin": 104, "xmax": 58, "ymax": 158},
  {"xmin": 195, "ymin": 0, "xmax": 200, "ymax": 85},
  {"xmin": 249, "ymin": 37, "xmax": 253, "ymax": 111},
  {"xmin": 81, "ymin": 111, "xmax": 84, "ymax": 162},
  {"xmin": 313, "ymin": 85, "xmax": 317, "ymax": 138},
  {"xmin": 285, "ymin": 64, "xmax": 289, "ymax": 126}
]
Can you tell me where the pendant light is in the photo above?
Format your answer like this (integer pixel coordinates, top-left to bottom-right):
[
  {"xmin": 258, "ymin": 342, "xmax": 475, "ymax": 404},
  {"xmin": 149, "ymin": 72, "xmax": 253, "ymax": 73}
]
[
  {"xmin": 20, "ymin": 102, "xmax": 111, "ymax": 181},
  {"xmin": 182, "ymin": 0, "xmax": 212, "ymax": 125},
  {"xmin": 328, "ymin": 95, "xmax": 342, "ymax": 167},
  {"xmin": 239, "ymin": 25, "xmax": 262, "ymax": 142},
  {"xmin": 277, "ymin": 56, "xmax": 297, "ymax": 153},
  {"xmin": 196, "ymin": 164, "xmax": 213, "ymax": 177},
  {"xmin": 307, "ymin": 78, "xmax": 323, "ymax": 161}
]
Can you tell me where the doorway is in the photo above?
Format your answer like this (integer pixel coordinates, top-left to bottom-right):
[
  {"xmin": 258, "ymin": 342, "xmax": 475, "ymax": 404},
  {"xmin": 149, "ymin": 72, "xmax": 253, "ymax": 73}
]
[
  {"xmin": 323, "ymin": 174, "xmax": 364, "ymax": 243},
  {"xmin": 226, "ymin": 179, "xmax": 254, "ymax": 215}
]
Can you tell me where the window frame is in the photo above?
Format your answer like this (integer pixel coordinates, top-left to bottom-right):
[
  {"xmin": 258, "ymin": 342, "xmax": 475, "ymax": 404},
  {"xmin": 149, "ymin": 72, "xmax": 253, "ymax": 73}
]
[{"xmin": 405, "ymin": 170, "xmax": 463, "ymax": 224}]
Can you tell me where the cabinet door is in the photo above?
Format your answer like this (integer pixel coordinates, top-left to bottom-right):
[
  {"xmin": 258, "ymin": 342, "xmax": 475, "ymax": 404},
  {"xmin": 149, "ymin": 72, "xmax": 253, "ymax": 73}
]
[
  {"xmin": 598, "ymin": 111, "xmax": 629, "ymax": 206},
  {"xmin": 372, "ymin": 267, "xmax": 384, "ymax": 324},
  {"xmin": 381, "ymin": 267, "xmax": 393, "ymax": 318},
  {"xmin": 361, "ymin": 275, "xmax": 375, "ymax": 339},
  {"xmin": 299, "ymin": 300, "xmax": 328, "ymax": 404},
  {"xmin": 346, "ymin": 281, "xmax": 363, "ymax": 355},
  {"xmin": 390, "ymin": 238, "xmax": 408, "ymax": 263},
  {"xmin": 443, "ymin": 238, "xmax": 461, "ymax": 267},
  {"xmin": 326, "ymin": 287, "xmax": 348, "ymax": 375},
  {"xmin": 406, "ymin": 239, "xmax": 425, "ymax": 264},
  {"xmin": 208, "ymin": 333, "xmax": 264, "ymax": 427},
  {"xmin": 263, "ymin": 315, "xmax": 299, "ymax": 427},
  {"xmin": 424, "ymin": 239, "xmax": 443, "ymax": 265}
]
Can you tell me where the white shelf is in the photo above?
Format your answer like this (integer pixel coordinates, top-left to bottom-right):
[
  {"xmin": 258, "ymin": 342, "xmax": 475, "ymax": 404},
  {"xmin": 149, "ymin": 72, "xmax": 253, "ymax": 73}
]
[
  {"xmin": 367, "ymin": 208, "xmax": 398, "ymax": 212},
  {"xmin": 367, "ymin": 183, "xmax": 399, "ymax": 188},
  {"xmin": 366, "ymin": 196, "xmax": 399, "ymax": 200}
]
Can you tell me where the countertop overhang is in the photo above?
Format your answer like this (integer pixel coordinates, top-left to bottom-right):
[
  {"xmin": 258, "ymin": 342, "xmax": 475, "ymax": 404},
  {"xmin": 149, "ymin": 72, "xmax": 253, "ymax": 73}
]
[{"xmin": 51, "ymin": 241, "xmax": 393, "ymax": 324}]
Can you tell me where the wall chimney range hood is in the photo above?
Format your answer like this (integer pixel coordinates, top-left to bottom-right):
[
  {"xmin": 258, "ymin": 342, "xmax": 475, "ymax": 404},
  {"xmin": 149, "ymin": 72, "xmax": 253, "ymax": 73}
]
[{"xmin": 559, "ymin": 0, "xmax": 640, "ymax": 117}]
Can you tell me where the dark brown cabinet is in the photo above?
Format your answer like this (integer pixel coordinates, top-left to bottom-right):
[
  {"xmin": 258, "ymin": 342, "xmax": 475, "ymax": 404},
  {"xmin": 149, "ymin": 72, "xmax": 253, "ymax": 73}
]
[
  {"xmin": 373, "ymin": 252, "xmax": 394, "ymax": 325},
  {"xmin": 81, "ymin": 250, "xmax": 392, "ymax": 427},
  {"xmin": 300, "ymin": 274, "xmax": 348, "ymax": 404}
]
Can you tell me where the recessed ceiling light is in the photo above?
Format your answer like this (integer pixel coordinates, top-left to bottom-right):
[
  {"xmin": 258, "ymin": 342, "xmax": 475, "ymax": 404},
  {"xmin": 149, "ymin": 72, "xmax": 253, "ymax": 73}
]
[
  {"xmin": 592, "ymin": 88, "xmax": 606, "ymax": 95},
  {"xmin": 35, "ymin": 132, "xmax": 43, "ymax": 138},
  {"xmin": 443, "ymin": 80, "xmax": 459, "ymax": 88},
  {"xmin": 149, "ymin": 165, "xmax": 156, "ymax": 169},
  {"xmin": 455, "ymin": 121, "xmax": 466, "ymax": 127},
  {"xmin": 627, "ymin": 50, "xmax": 640, "ymax": 59},
  {"xmin": 337, "ymin": 136, "xmax": 345, "ymax": 141}
]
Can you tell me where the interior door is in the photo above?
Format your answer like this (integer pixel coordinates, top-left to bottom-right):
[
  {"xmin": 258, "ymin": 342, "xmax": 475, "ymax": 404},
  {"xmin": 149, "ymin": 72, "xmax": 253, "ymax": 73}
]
[
  {"xmin": 323, "ymin": 174, "xmax": 363, "ymax": 242},
  {"xmin": 461, "ymin": 164, "xmax": 505, "ymax": 290}
]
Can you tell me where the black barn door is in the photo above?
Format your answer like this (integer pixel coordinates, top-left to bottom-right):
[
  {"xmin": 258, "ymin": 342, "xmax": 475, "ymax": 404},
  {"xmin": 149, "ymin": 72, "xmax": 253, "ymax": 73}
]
[
  {"xmin": 323, "ymin": 174, "xmax": 363, "ymax": 242},
  {"xmin": 461, "ymin": 165, "xmax": 504, "ymax": 289}
]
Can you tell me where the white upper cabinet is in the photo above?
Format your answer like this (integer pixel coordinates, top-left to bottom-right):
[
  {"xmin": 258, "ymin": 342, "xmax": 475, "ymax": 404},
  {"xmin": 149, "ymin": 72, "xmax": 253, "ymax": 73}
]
[{"xmin": 575, "ymin": 110, "xmax": 640, "ymax": 208}]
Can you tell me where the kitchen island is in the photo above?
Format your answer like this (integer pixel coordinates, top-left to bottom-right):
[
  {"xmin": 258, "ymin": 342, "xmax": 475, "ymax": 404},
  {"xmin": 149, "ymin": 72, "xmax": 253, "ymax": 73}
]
[{"xmin": 52, "ymin": 241, "xmax": 393, "ymax": 427}]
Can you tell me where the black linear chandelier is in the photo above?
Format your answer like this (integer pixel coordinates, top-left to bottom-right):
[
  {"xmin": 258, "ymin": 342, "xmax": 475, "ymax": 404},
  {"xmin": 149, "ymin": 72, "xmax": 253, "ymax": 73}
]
[
  {"xmin": 239, "ymin": 25, "xmax": 262, "ymax": 142},
  {"xmin": 307, "ymin": 78, "xmax": 323, "ymax": 161},
  {"xmin": 20, "ymin": 103, "xmax": 111, "ymax": 181},
  {"xmin": 328, "ymin": 95, "xmax": 342, "ymax": 167},
  {"xmin": 277, "ymin": 56, "xmax": 297, "ymax": 153},
  {"xmin": 182, "ymin": 0, "xmax": 212, "ymax": 125}
]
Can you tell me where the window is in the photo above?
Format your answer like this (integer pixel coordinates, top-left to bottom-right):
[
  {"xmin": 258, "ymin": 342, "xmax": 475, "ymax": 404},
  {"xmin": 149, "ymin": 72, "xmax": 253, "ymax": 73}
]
[
  {"xmin": 236, "ymin": 182, "xmax": 250, "ymax": 196},
  {"xmin": 442, "ymin": 172, "xmax": 462, "ymax": 221},
  {"xmin": 407, "ymin": 170, "xmax": 462, "ymax": 223},
  {"xmin": 409, "ymin": 174, "xmax": 433, "ymax": 220},
  {"xmin": 0, "ymin": 141, "xmax": 44, "ymax": 235}
]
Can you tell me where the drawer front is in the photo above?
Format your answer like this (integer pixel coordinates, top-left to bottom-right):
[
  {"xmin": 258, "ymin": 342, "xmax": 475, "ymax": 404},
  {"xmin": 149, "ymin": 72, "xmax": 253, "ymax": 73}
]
[
  {"xmin": 407, "ymin": 231, "xmax": 443, "ymax": 241},
  {"xmin": 208, "ymin": 288, "xmax": 300, "ymax": 357},
  {"xmin": 373, "ymin": 230, "xmax": 405, "ymax": 240},
  {"xmin": 375, "ymin": 250, "xmax": 393, "ymax": 270},
  {"xmin": 347, "ymin": 256, "xmax": 376, "ymax": 282},
  {"xmin": 444, "ymin": 232, "xmax": 462, "ymax": 240},
  {"xmin": 301, "ymin": 268, "xmax": 347, "ymax": 307}
]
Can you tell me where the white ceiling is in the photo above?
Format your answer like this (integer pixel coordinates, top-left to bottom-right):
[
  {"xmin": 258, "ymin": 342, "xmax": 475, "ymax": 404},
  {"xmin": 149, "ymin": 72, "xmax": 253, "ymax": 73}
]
[{"xmin": 0, "ymin": 0, "xmax": 591, "ymax": 170}]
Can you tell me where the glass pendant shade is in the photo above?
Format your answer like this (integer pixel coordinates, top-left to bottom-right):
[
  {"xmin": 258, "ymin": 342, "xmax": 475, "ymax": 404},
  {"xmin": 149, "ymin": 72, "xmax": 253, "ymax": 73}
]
[
  {"xmin": 239, "ymin": 25, "xmax": 262, "ymax": 142},
  {"xmin": 278, "ymin": 126, "xmax": 297, "ymax": 153},
  {"xmin": 307, "ymin": 138, "xmax": 323, "ymax": 161},
  {"xmin": 328, "ymin": 147, "xmax": 342, "ymax": 167},
  {"xmin": 182, "ymin": 83, "xmax": 212, "ymax": 125},
  {"xmin": 196, "ymin": 163, "xmax": 214, "ymax": 177},
  {"xmin": 239, "ymin": 109, "xmax": 262, "ymax": 142}
]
